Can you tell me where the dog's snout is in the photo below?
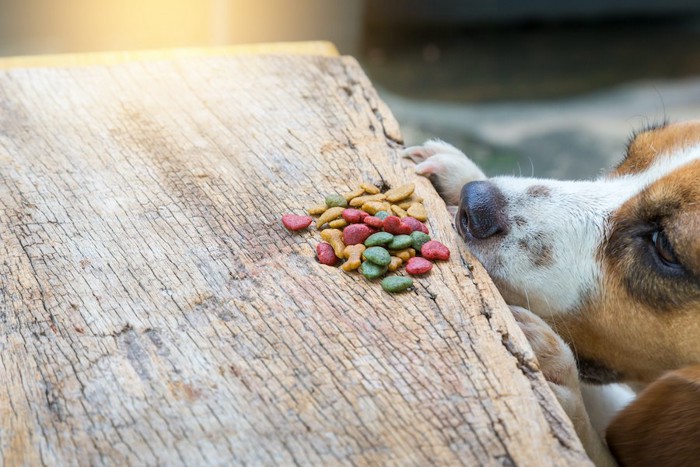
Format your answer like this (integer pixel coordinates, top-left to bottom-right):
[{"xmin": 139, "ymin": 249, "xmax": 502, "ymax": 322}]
[{"xmin": 459, "ymin": 181, "xmax": 509, "ymax": 239}]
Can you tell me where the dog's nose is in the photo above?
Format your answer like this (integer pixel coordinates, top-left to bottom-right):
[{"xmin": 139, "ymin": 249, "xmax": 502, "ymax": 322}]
[{"xmin": 459, "ymin": 181, "xmax": 509, "ymax": 239}]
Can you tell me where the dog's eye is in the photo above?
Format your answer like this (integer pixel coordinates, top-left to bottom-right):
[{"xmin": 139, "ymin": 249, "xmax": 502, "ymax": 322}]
[{"xmin": 651, "ymin": 230, "xmax": 680, "ymax": 267}]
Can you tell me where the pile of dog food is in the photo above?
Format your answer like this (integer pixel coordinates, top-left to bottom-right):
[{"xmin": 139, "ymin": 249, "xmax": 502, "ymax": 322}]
[{"xmin": 282, "ymin": 182, "xmax": 450, "ymax": 293}]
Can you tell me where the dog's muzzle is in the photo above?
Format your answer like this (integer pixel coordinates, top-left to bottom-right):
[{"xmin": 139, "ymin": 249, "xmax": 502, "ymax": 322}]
[{"xmin": 458, "ymin": 181, "xmax": 509, "ymax": 240}]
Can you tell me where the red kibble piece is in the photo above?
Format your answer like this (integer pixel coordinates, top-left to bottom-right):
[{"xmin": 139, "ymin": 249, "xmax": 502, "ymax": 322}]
[
  {"xmin": 282, "ymin": 214, "xmax": 313, "ymax": 231},
  {"xmin": 343, "ymin": 224, "xmax": 376, "ymax": 245},
  {"xmin": 383, "ymin": 215, "xmax": 412, "ymax": 235},
  {"xmin": 316, "ymin": 242, "xmax": 338, "ymax": 266},
  {"xmin": 406, "ymin": 257, "xmax": 433, "ymax": 275},
  {"xmin": 402, "ymin": 217, "xmax": 429, "ymax": 234},
  {"xmin": 342, "ymin": 208, "xmax": 368, "ymax": 224},
  {"xmin": 363, "ymin": 216, "xmax": 384, "ymax": 229},
  {"xmin": 421, "ymin": 240, "xmax": 450, "ymax": 261}
]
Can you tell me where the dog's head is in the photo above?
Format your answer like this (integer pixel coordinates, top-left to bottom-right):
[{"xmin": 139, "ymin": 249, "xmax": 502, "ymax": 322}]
[{"xmin": 458, "ymin": 121, "xmax": 700, "ymax": 385}]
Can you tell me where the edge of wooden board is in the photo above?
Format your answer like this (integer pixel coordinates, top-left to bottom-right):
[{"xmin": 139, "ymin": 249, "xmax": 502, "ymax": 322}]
[{"xmin": 0, "ymin": 41, "xmax": 340, "ymax": 70}]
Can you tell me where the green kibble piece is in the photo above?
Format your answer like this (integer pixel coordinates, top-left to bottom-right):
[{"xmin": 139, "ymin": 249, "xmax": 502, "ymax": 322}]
[
  {"xmin": 325, "ymin": 193, "xmax": 348, "ymax": 208},
  {"xmin": 381, "ymin": 276, "xmax": 414, "ymax": 293},
  {"xmin": 362, "ymin": 246, "xmax": 391, "ymax": 266},
  {"xmin": 360, "ymin": 261, "xmax": 388, "ymax": 279},
  {"xmin": 410, "ymin": 231, "xmax": 431, "ymax": 251},
  {"xmin": 365, "ymin": 232, "xmax": 394, "ymax": 247},
  {"xmin": 375, "ymin": 210, "xmax": 390, "ymax": 220},
  {"xmin": 387, "ymin": 234, "xmax": 412, "ymax": 250}
]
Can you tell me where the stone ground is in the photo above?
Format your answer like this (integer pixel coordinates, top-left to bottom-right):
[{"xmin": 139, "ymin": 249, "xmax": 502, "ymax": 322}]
[{"xmin": 359, "ymin": 18, "xmax": 700, "ymax": 179}]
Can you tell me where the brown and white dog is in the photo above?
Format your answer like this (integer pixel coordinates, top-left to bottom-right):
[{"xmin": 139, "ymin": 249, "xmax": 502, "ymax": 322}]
[{"xmin": 403, "ymin": 121, "xmax": 700, "ymax": 466}]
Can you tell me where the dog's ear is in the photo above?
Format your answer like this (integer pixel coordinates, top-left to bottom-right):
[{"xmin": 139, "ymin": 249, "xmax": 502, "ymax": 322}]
[{"xmin": 606, "ymin": 365, "xmax": 700, "ymax": 466}]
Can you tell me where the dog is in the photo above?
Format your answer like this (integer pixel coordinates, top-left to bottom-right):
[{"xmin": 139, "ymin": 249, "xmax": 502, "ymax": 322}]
[{"xmin": 403, "ymin": 121, "xmax": 700, "ymax": 466}]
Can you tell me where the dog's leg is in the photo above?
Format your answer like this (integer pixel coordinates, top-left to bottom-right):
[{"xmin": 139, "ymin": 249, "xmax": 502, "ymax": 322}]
[
  {"xmin": 509, "ymin": 305, "xmax": 617, "ymax": 467},
  {"xmin": 402, "ymin": 140, "xmax": 486, "ymax": 207}
]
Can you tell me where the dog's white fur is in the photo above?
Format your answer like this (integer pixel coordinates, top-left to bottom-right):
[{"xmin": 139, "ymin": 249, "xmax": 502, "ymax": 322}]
[
  {"xmin": 403, "ymin": 136, "xmax": 700, "ymax": 466},
  {"xmin": 407, "ymin": 139, "xmax": 700, "ymax": 317}
]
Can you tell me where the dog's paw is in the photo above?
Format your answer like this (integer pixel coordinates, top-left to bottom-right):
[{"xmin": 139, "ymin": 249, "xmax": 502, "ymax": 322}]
[
  {"xmin": 510, "ymin": 306, "xmax": 587, "ymax": 426},
  {"xmin": 510, "ymin": 306, "xmax": 616, "ymax": 466},
  {"xmin": 402, "ymin": 139, "xmax": 486, "ymax": 206},
  {"xmin": 509, "ymin": 306, "xmax": 580, "ymax": 393}
]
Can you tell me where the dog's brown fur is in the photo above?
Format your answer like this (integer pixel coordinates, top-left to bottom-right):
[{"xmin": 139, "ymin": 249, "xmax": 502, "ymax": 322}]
[
  {"xmin": 544, "ymin": 124, "xmax": 700, "ymax": 385},
  {"xmin": 606, "ymin": 365, "xmax": 700, "ymax": 466},
  {"xmin": 614, "ymin": 122, "xmax": 700, "ymax": 176}
]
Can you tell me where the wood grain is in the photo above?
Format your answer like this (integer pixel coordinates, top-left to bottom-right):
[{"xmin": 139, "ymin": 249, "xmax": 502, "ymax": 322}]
[{"xmin": 0, "ymin": 54, "xmax": 590, "ymax": 465}]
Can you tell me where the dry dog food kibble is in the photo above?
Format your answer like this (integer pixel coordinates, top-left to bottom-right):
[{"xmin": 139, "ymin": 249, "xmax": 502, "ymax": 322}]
[
  {"xmin": 381, "ymin": 276, "xmax": 414, "ymax": 293},
  {"xmin": 397, "ymin": 195, "xmax": 424, "ymax": 210},
  {"xmin": 383, "ymin": 216, "xmax": 412, "ymax": 235},
  {"xmin": 363, "ymin": 246, "xmax": 392, "ymax": 267},
  {"xmin": 406, "ymin": 257, "xmax": 433, "ymax": 275},
  {"xmin": 325, "ymin": 193, "xmax": 348, "ymax": 208},
  {"xmin": 391, "ymin": 248, "xmax": 415, "ymax": 262},
  {"xmin": 285, "ymin": 180, "xmax": 451, "ymax": 293},
  {"xmin": 329, "ymin": 219, "xmax": 348, "ymax": 229},
  {"xmin": 387, "ymin": 256, "xmax": 403, "ymax": 272},
  {"xmin": 360, "ymin": 182, "xmax": 380, "ymax": 194},
  {"xmin": 360, "ymin": 261, "xmax": 388, "ymax": 279},
  {"xmin": 316, "ymin": 242, "xmax": 337, "ymax": 266},
  {"xmin": 364, "ymin": 232, "xmax": 394, "ymax": 247},
  {"xmin": 316, "ymin": 206, "xmax": 345, "ymax": 228},
  {"xmin": 361, "ymin": 201, "xmax": 390, "ymax": 215},
  {"xmin": 390, "ymin": 205, "xmax": 409, "ymax": 218},
  {"xmin": 282, "ymin": 214, "xmax": 313, "ymax": 231},
  {"xmin": 402, "ymin": 217, "xmax": 429, "ymax": 234},
  {"xmin": 342, "ymin": 244, "xmax": 366, "ymax": 272},
  {"xmin": 385, "ymin": 183, "xmax": 415, "ymax": 203},
  {"xmin": 410, "ymin": 231, "xmax": 431, "ymax": 251},
  {"xmin": 343, "ymin": 224, "xmax": 375, "ymax": 245},
  {"xmin": 363, "ymin": 216, "xmax": 384, "ymax": 229},
  {"xmin": 321, "ymin": 229, "xmax": 346, "ymax": 258},
  {"xmin": 407, "ymin": 203, "xmax": 428, "ymax": 222},
  {"xmin": 387, "ymin": 234, "xmax": 413, "ymax": 250},
  {"xmin": 421, "ymin": 240, "xmax": 450, "ymax": 261},
  {"xmin": 308, "ymin": 204, "xmax": 327, "ymax": 215},
  {"xmin": 342, "ymin": 208, "xmax": 368, "ymax": 224},
  {"xmin": 343, "ymin": 187, "xmax": 364, "ymax": 201},
  {"xmin": 349, "ymin": 194, "xmax": 385, "ymax": 207}
]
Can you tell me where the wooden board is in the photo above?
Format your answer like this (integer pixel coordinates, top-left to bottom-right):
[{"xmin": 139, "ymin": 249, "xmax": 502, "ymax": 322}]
[
  {"xmin": 0, "ymin": 53, "xmax": 591, "ymax": 465},
  {"xmin": 0, "ymin": 41, "xmax": 339, "ymax": 69}
]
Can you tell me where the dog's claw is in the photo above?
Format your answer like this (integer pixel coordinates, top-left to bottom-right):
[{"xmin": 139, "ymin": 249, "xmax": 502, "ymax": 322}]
[
  {"xmin": 402, "ymin": 145, "xmax": 436, "ymax": 164},
  {"xmin": 414, "ymin": 160, "xmax": 440, "ymax": 175}
]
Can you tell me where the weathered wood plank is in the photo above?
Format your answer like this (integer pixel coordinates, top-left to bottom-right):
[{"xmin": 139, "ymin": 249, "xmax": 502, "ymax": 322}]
[
  {"xmin": 0, "ymin": 41, "xmax": 339, "ymax": 69},
  {"xmin": 0, "ymin": 54, "xmax": 590, "ymax": 465}
]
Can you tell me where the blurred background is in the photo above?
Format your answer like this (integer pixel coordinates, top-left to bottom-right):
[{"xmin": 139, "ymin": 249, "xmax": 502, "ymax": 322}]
[{"xmin": 3, "ymin": 0, "xmax": 700, "ymax": 178}]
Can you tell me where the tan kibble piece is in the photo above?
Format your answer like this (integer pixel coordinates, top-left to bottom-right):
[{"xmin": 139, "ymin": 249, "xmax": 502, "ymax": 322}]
[
  {"xmin": 316, "ymin": 207, "xmax": 345, "ymax": 228},
  {"xmin": 308, "ymin": 204, "xmax": 328, "ymax": 215},
  {"xmin": 349, "ymin": 193, "xmax": 386, "ymax": 207},
  {"xmin": 407, "ymin": 203, "xmax": 428, "ymax": 221},
  {"xmin": 329, "ymin": 219, "xmax": 348, "ymax": 229},
  {"xmin": 321, "ymin": 229, "xmax": 346, "ymax": 258},
  {"xmin": 362, "ymin": 201, "xmax": 391, "ymax": 215},
  {"xmin": 360, "ymin": 182, "xmax": 380, "ymax": 194},
  {"xmin": 387, "ymin": 256, "xmax": 403, "ymax": 272},
  {"xmin": 341, "ymin": 244, "xmax": 366, "ymax": 271},
  {"xmin": 408, "ymin": 248, "xmax": 416, "ymax": 258},
  {"xmin": 397, "ymin": 195, "xmax": 424, "ymax": 210},
  {"xmin": 390, "ymin": 205, "xmax": 408, "ymax": 218},
  {"xmin": 343, "ymin": 187, "xmax": 364, "ymax": 201},
  {"xmin": 385, "ymin": 183, "xmax": 415, "ymax": 202},
  {"xmin": 391, "ymin": 248, "xmax": 413, "ymax": 262}
]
